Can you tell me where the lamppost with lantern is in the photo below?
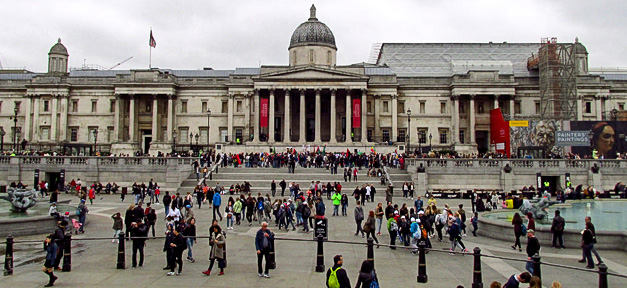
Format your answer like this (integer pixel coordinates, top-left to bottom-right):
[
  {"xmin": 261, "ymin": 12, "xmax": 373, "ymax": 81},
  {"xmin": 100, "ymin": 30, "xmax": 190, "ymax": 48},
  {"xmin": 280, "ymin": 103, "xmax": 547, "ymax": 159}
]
[
  {"xmin": 406, "ymin": 109, "xmax": 411, "ymax": 152},
  {"xmin": 195, "ymin": 133, "xmax": 199, "ymax": 152},
  {"xmin": 206, "ymin": 108, "xmax": 211, "ymax": 150},
  {"xmin": 12, "ymin": 107, "xmax": 18, "ymax": 151},
  {"xmin": 0, "ymin": 127, "xmax": 5, "ymax": 152},
  {"xmin": 429, "ymin": 133, "xmax": 433, "ymax": 152},
  {"xmin": 93, "ymin": 128, "xmax": 99, "ymax": 156},
  {"xmin": 189, "ymin": 132, "xmax": 193, "ymax": 151},
  {"xmin": 172, "ymin": 129, "xmax": 177, "ymax": 154}
]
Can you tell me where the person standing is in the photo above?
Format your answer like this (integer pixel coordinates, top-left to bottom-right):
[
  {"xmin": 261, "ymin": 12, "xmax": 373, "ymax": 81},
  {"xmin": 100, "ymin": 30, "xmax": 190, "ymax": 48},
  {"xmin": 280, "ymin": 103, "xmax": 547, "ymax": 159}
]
[
  {"xmin": 511, "ymin": 212, "xmax": 523, "ymax": 252},
  {"xmin": 255, "ymin": 222, "xmax": 274, "ymax": 278},
  {"xmin": 326, "ymin": 254, "xmax": 351, "ymax": 288},
  {"xmin": 551, "ymin": 210, "xmax": 566, "ymax": 248},
  {"xmin": 332, "ymin": 191, "xmax": 341, "ymax": 216},
  {"xmin": 213, "ymin": 191, "xmax": 223, "ymax": 221},
  {"xmin": 525, "ymin": 229, "xmax": 540, "ymax": 274},
  {"xmin": 387, "ymin": 215, "xmax": 398, "ymax": 249},
  {"xmin": 302, "ymin": 201, "xmax": 311, "ymax": 233},
  {"xmin": 578, "ymin": 216, "xmax": 603, "ymax": 266},
  {"xmin": 130, "ymin": 220, "xmax": 149, "ymax": 268},
  {"xmin": 354, "ymin": 260, "xmax": 378, "ymax": 288},
  {"xmin": 202, "ymin": 225, "xmax": 226, "ymax": 276},
  {"xmin": 580, "ymin": 222, "xmax": 597, "ymax": 269},
  {"xmin": 279, "ymin": 179, "xmax": 287, "ymax": 197},
  {"xmin": 271, "ymin": 180, "xmax": 277, "ymax": 197},
  {"xmin": 167, "ymin": 226, "xmax": 186, "ymax": 275},
  {"xmin": 354, "ymin": 201, "xmax": 365, "ymax": 237},
  {"xmin": 77, "ymin": 199, "xmax": 89, "ymax": 233},
  {"xmin": 375, "ymin": 203, "xmax": 384, "ymax": 235},
  {"xmin": 43, "ymin": 235, "xmax": 58, "ymax": 287},
  {"xmin": 111, "ymin": 212, "xmax": 123, "ymax": 243},
  {"xmin": 364, "ymin": 210, "xmax": 379, "ymax": 244},
  {"xmin": 162, "ymin": 191, "xmax": 172, "ymax": 216},
  {"xmin": 471, "ymin": 212, "xmax": 479, "ymax": 237},
  {"xmin": 183, "ymin": 218, "xmax": 197, "ymax": 263}
]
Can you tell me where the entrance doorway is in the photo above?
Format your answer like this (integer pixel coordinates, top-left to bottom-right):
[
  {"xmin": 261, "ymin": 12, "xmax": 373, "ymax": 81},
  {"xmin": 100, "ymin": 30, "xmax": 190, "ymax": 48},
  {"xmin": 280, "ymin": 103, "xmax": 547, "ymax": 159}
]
[
  {"xmin": 476, "ymin": 131, "xmax": 489, "ymax": 154},
  {"xmin": 142, "ymin": 130, "xmax": 152, "ymax": 155},
  {"xmin": 541, "ymin": 176, "xmax": 560, "ymax": 195},
  {"xmin": 45, "ymin": 172, "xmax": 61, "ymax": 192}
]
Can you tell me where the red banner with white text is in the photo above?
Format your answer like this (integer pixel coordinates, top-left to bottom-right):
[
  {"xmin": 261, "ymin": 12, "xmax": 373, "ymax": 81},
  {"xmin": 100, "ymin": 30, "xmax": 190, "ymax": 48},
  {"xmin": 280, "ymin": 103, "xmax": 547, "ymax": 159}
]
[
  {"xmin": 260, "ymin": 98, "xmax": 269, "ymax": 128},
  {"xmin": 352, "ymin": 98, "xmax": 361, "ymax": 128},
  {"xmin": 490, "ymin": 108, "xmax": 510, "ymax": 158}
]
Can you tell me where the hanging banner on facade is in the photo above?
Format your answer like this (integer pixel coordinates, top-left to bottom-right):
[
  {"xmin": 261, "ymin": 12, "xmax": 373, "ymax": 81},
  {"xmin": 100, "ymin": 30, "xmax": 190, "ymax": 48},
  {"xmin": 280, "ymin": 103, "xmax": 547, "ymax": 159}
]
[
  {"xmin": 490, "ymin": 108, "xmax": 510, "ymax": 157},
  {"xmin": 509, "ymin": 120, "xmax": 529, "ymax": 127},
  {"xmin": 555, "ymin": 131, "xmax": 589, "ymax": 146},
  {"xmin": 260, "ymin": 98, "xmax": 269, "ymax": 128},
  {"xmin": 352, "ymin": 98, "xmax": 361, "ymax": 128}
]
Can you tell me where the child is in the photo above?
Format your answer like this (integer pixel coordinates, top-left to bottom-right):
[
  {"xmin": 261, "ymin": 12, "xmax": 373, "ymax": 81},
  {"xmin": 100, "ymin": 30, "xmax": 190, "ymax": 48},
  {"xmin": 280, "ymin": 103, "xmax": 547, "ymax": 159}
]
[
  {"xmin": 471, "ymin": 212, "xmax": 479, "ymax": 237},
  {"xmin": 43, "ymin": 234, "xmax": 58, "ymax": 287},
  {"xmin": 71, "ymin": 219, "xmax": 82, "ymax": 235}
]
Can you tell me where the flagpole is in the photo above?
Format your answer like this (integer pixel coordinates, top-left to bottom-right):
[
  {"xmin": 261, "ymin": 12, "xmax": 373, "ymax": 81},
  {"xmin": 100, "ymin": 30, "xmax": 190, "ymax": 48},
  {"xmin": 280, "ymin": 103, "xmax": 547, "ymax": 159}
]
[{"xmin": 149, "ymin": 28, "xmax": 152, "ymax": 69}]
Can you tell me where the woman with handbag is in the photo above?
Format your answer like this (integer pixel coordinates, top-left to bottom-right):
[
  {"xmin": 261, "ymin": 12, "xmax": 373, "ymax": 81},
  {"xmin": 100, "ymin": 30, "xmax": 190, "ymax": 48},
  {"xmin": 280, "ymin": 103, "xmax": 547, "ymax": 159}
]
[
  {"xmin": 354, "ymin": 260, "xmax": 379, "ymax": 288},
  {"xmin": 202, "ymin": 225, "xmax": 226, "ymax": 276},
  {"xmin": 363, "ymin": 210, "xmax": 379, "ymax": 245}
]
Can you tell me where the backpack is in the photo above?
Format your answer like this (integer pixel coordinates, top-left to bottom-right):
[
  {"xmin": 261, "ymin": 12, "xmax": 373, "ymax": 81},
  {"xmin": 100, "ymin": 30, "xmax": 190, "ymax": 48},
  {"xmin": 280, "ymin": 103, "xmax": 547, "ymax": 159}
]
[
  {"xmin": 328, "ymin": 267, "xmax": 341, "ymax": 288},
  {"xmin": 521, "ymin": 223, "xmax": 527, "ymax": 235},
  {"xmin": 390, "ymin": 220, "xmax": 398, "ymax": 232},
  {"xmin": 421, "ymin": 226, "xmax": 428, "ymax": 240},
  {"xmin": 257, "ymin": 200, "xmax": 264, "ymax": 211},
  {"xmin": 439, "ymin": 214, "xmax": 447, "ymax": 225},
  {"xmin": 370, "ymin": 270, "xmax": 380, "ymax": 288}
]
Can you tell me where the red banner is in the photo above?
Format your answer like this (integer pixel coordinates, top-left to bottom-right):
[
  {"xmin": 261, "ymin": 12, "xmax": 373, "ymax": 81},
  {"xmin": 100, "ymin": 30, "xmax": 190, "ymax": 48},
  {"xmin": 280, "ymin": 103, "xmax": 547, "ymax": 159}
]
[
  {"xmin": 352, "ymin": 98, "xmax": 361, "ymax": 128},
  {"xmin": 490, "ymin": 108, "xmax": 510, "ymax": 158},
  {"xmin": 260, "ymin": 98, "xmax": 269, "ymax": 128}
]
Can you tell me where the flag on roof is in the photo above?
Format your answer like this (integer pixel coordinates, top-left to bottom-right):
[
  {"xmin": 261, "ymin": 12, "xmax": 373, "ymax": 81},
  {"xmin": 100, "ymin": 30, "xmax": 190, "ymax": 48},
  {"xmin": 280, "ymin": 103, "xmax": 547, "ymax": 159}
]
[{"xmin": 149, "ymin": 30, "xmax": 156, "ymax": 48}]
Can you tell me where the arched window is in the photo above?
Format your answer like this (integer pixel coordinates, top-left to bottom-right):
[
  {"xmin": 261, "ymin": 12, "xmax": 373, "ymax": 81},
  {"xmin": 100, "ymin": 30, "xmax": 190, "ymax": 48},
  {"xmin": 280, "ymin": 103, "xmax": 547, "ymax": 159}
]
[
  {"xmin": 293, "ymin": 51, "xmax": 297, "ymax": 65},
  {"xmin": 309, "ymin": 49, "xmax": 314, "ymax": 63}
]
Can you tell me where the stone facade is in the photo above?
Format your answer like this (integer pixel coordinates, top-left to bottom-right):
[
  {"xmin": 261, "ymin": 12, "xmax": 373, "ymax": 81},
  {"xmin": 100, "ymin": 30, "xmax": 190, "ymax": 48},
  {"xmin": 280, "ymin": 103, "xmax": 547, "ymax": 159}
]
[{"xmin": 1, "ymin": 6, "xmax": 626, "ymax": 155}]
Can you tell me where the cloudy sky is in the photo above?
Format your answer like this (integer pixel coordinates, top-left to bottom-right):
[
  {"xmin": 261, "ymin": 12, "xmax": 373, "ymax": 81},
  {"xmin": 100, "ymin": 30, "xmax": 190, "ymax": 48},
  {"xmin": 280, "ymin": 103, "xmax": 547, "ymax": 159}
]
[{"xmin": 0, "ymin": 0, "xmax": 624, "ymax": 72}]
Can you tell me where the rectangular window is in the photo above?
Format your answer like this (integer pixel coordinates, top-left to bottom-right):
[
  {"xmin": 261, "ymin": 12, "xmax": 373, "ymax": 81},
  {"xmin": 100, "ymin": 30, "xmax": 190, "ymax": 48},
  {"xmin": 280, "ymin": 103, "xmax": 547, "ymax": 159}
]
[
  {"xmin": 420, "ymin": 102, "xmax": 425, "ymax": 114},
  {"xmin": 107, "ymin": 127, "xmax": 114, "ymax": 143},
  {"xmin": 40, "ymin": 126, "xmax": 50, "ymax": 141},
  {"xmin": 440, "ymin": 102, "xmax": 446, "ymax": 114},
  {"xmin": 398, "ymin": 101, "xmax": 405, "ymax": 114},
  {"xmin": 398, "ymin": 129, "xmax": 406, "ymax": 142},
  {"xmin": 535, "ymin": 102, "xmax": 541, "ymax": 114},
  {"xmin": 418, "ymin": 129, "xmax": 427, "ymax": 144},
  {"xmin": 92, "ymin": 100, "xmax": 97, "ymax": 113},
  {"xmin": 459, "ymin": 102, "xmax": 465, "ymax": 114},
  {"xmin": 11, "ymin": 127, "xmax": 21, "ymax": 142},
  {"xmin": 145, "ymin": 100, "xmax": 152, "ymax": 113},
  {"xmin": 584, "ymin": 101, "xmax": 592, "ymax": 114},
  {"xmin": 221, "ymin": 101, "xmax": 228, "ymax": 113},
  {"xmin": 179, "ymin": 127, "xmax": 189, "ymax": 143},
  {"xmin": 459, "ymin": 130, "xmax": 465, "ymax": 144},
  {"xmin": 367, "ymin": 101, "xmax": 372, "ymax": 114},
  {"xmin": 181, "ymin": 101, "xmax": 188, "ymax": 113},
  {"xmin": 70, "ymin": 127, "xmax": 78, "ymax": 142},
  {"xmin": 201, "ymin": 101, "xmax": 207, "ymax": 113},
  {"xmin": 199, "ymin": 128, "xmax": 208, "ymax": 144},
  {"xmin": 514, "ymin": 101, "xmax": 521, "ymax": 114},
  {"xmin": 72, "ymin": 100, "xmax": 78, "ymax": 113},
  {"xmin": 478, "ymin": 102, "xmax": 485, "ymax": 114},
  {"xmin": 382, "ymin": 129, "xmax": 390, "ymax": 142},
  {"xmin": 88, "ymin": 127, "xmax": 98, "ymax": 143},
  {"xmin": 383, "ymin": 101, "xmax": 389, "ymax": 113},
  {"xmin": 14, "ymin": 101, "xmax": 21, "ymax": 113},
  {"xmin": 110, "ymin": 100, "xmax": 115, "ymax": 113},
  {"xmin": 43, "ymin": 100, "xmax": 50, "ymax": 112},
  {"xmin": 439, "ymin": 128, "xmax": 449, "ymax": 144},
  {"xmin": 237, "ymin": 101, "xmax": 242, "ymax": 113},
  {"xmin": 619, "ymin": 103, "xmax": 625, "ymax": 111},
  {"xmin": 367, "ymin": 129, "xmax": 372, "ymax": 142},
  {"xmin": 235, "ymin": 129, "xmax": 243, "ymax": 142}
]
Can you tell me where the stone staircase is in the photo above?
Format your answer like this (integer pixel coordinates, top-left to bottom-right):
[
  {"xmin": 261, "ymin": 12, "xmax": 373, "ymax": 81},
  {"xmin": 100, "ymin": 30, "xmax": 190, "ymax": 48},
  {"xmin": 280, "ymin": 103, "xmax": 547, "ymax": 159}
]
[{"xmin": 176, "ymin": 166, "xmax": 413, "ymax": 197}]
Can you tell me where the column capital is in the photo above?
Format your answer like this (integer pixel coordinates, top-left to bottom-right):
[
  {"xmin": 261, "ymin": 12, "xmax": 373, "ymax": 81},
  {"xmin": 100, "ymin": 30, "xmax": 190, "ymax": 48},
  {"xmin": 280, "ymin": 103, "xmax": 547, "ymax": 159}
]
[
  {"xmin": 254, "ymin": 89, "xmax": 260, "ymax": 96},
  {"xmin": 450, "ymin": 95, "xmax": 460, "ymax": 101},
  {"xmin": 361, "ymin": 88, "xmax": 367, "ymax": 94},
  {"xmin": 469, "ymin": 94, "xmax": 476, "ymax": 99},
  {"xmin": 391, "ymin": 94, "xmax": 398, "ymax": 99},
  {"xmin": 269, "ymin": 89, "xmax": 275, "ymax": 96},
  {"xmin": 299, "ymin": 89, "xmax": 306, "ymax": 95},
  {"xmin": 167, "ymin": 94, "xmax": 176, "ymax": 100},
  {"xmin": 314, "ymin": 88, "xmax": 321, "ymax": 94},
  {"xmin": 284, "ymin": 88, "xmax": 291, "ymax": 94},
  {"xmin": 228, "ymin": 93, "xmax": 235, "ymax": 99},
  {"xmin": 330, "ymin": 88, "xmax": 337, "ymax": 94}
]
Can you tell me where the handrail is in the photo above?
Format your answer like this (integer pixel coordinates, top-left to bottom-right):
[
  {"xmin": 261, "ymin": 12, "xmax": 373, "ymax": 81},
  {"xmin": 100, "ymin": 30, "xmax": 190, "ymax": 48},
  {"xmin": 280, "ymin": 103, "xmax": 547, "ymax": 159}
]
[{"xmin": 196, "ymin": 157, "xmax": 223, "ymax": 186}]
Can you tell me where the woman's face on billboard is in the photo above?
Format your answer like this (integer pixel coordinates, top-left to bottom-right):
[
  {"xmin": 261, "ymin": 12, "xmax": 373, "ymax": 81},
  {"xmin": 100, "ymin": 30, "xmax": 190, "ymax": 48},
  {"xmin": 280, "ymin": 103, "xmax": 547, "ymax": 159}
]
[{"xmin": 596, "ymin": 125, "xmax": 615, "ymax": 155}]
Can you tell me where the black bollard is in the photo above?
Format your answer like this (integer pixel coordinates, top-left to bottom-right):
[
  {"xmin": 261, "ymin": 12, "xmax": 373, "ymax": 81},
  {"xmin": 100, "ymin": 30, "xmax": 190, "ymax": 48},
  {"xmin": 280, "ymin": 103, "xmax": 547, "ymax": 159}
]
[
  {"xmin": 532, "ymin": 253, "xmax": 541, "ymax": 279},
  {"xmin": 117, "ymin": 233, "xmax": 125, "ymax": 269},
  {"xmin": 598, "ymin": 263, "xmax": 608, "ymax": 288},
  {"xmin": 62, "ymin": 233, "xmax": 72, "ymax": 272},
  {"xmin": 367, "ymin": 237, "xmax": 374, "ymax": 267},
  {"xmin": 472, "ymin": 247, "xmax": 483, "ymax": 288},
  {"xmin": 268, "ymin": 235, "xmax": 276, "ymax": 269},
  {"xmin": 4, "ymin": 236, "xmax": 13, "ymax": 276},
  {"xmin": 417, "ymin": 241, "xmax": 428, "ymax": 283},
  {"xmin": 316, "ymin": 235, "xmax": 325, "ymax": 272}
]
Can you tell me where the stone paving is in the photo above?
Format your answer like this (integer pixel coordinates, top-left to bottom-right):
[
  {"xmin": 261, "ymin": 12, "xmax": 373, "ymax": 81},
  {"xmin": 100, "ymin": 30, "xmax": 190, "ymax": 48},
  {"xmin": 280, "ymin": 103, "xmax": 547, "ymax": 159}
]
[{"xmin": 2, "ymin": 190, "xmax": 627, "ymax": 287}]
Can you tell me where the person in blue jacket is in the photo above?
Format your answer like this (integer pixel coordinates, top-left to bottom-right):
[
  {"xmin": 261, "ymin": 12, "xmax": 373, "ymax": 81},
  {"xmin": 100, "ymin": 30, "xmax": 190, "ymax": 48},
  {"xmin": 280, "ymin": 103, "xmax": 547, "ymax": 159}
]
[
  {"xmin": 43, "ymin": 234, "xmax": 58, "ymax": 287},
  {"xmin": 213, "ymin": 191, "xmax": 223, "ymax": 221}
]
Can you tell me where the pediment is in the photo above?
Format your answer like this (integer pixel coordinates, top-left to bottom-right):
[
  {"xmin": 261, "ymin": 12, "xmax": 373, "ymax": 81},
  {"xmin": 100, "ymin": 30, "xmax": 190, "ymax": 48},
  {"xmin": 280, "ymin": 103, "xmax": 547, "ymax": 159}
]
[{"xmin": 256, "ymin": 66, "xmax": 367, "ymax": 81}]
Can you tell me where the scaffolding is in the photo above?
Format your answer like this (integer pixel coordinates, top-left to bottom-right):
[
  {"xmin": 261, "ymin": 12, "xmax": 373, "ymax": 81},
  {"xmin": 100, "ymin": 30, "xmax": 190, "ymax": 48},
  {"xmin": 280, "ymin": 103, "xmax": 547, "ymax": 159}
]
[{"xmin": 535, "ymin": 37, "xmax": 578, "ymax": 120}]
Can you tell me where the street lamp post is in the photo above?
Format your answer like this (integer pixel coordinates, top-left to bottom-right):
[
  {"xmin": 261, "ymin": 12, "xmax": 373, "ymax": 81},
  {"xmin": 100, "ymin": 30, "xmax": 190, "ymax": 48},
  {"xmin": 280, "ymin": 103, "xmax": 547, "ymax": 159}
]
[
  {"xmin": 406, "ymin": 109, "xmax": 411, "ymax": 152},
  {"xmin": 172, "ymin": 129, "xmax": 177, "ymax": 154},
  {"xmin": 0, "ymin": 127, "xmax": 5, "ymax": 152},
  {"xmin": 190, "ymin": 132, "xmax": 193, "ymax": 151},
  {"xmin": 13, "ymin": 107, "xmax": 18, "ymax": 151},
  {"xmin": 93, "ymin": 128, "xmax": 99, "ymax": 156},
  {"xmin": 195, "ymin": 133, "xmax": 199, "ymax": 152},
  {"xmin": 207, "ymin": 108, "xmax": 211, "ymax": 150},
  {"xmin": 429, "ymin": 133, "xmax": 433, "ymax": 152}
]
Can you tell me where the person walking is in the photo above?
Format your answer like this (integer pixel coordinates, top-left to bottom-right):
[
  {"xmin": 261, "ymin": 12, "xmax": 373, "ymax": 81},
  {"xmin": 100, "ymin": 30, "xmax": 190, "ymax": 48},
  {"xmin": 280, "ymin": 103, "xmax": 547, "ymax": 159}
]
[
  {"xmin": 387, "ymin": 214, "xmax": 398, "ymax": 249},
  {"xmin": 202, "ymin": 225, "xmax": 226, "ymax": 276},
  {"xmin": 341, "ymin": 193, "xmax": 348, "ymax": 216},
  {"xmin": 578, "ymin": 216, "xmax": 603, "ymax": 266},
  {"xmin": 184, "ymin": 218, "xmax": 197, "ymax": 263},
  {"xmin": 255, "ymin": 222, "xmax": 274, "ymax": 278},
  {"xmin": 130, "ymin": 219, "xmax": 149, "ymax": 268},
  {"xmin": 271, "ymin": 180, "xmax": 277, "ymax": 197},
  {"xmin": 167, "ymin": 226, "xmax": 186, "ymax": 275},
  {"xmin": 580, "ymin": 222, "xmax": 597, "ymax": 269},
  {"xmin": 525, "ymin": 229, "xmax": 540, "ymax": 274},
  {"xmin": 326, "ymin": 254, "xmax": 351, "ymax": 288},
  {"xmin": 213, "ymin": 191, "xmax": 223, "ymax": 221},
  {"xmin": 77, "ymin": 199, "xmax": 89, "ymax": 233},
  {"xmin": 471, "ymin": 212, "xmax": 479, "ymax": 237},
  {"xmin": 375, "ymin": 203, "xmax": 384, "ymax": 235},
  {"xmin": 354, "ymin": 259, "xmax": 378, "ymax": 288},
  {"xmin": 302, "ymin": 201, "xmax": 311, "ymax": 233},
  {"xmin": 354, "ymin": 201, "xmax": 365, "ymax": 237},
  {"xmin": 551, "ymin": 210, "xmax": 566, "ymax": 248},
  {"xmin": 43, "ymin": 234, "xmax": 59, "ymax": 287},
  {"xmin": 332, "ymin": 191, "xmax": 341, "ymax": 216},
  {"xmin": 511, "ymin": 212, "xmax": 523, "ymax": 252},
  {"xmin": 363, "ymin": 210, "xmax": 379, "ymax": 245}
]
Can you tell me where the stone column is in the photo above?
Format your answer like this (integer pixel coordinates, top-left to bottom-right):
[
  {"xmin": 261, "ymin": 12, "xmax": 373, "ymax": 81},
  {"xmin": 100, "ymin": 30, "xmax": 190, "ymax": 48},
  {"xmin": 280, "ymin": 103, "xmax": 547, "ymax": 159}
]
[
  {"xmin": 392, "ymin": 94, "xmax": 398, "ymax": 142},
  {"xmin": 361, "ymin": 89, "xmax": 368, "ymax": 142},
  {"xmin": 330, "ymin": 89, "xmax": 337, "ymax": 143},
  {"xmin": 253, "ymin": 89, "xmax": 260, "ymax": 143},
  {"xmin": 167, "ymin": 95, "xmax": 173, "ymax": 142},
  {"xmin": 509, "ymin": 96, "xmax": 515, "ymax": 118},
  {"xmin": 50, "ymin": 96, "xmax": 58, "ymax": 141},
  {"xmin": 345, "ymin": 90, "xmax": 352, "ymax": 143},
  {"xmin": 374, "ymin": 94, "xmax": 380, "ymax": 141},
  {"xmin": 32, "ymin": 97, "xmax": 40, "ymax": 141},
  {"xmin": 129, "ymin": 96, "xmax": 136, "ymax": 142},
  {"xmin": 228, "ymin": 93, "xmax": 234, "ymax": 142},
  {"xmin": 469, "ymin": 95, "xmax": 476, "ymax": 144},
  {"xmin": 314, "ymin": 89, "xmax": 321, "ymax": 143},
  {"xmin": 576, "ymin": 96, "xmax": 583, "ymax": 121},
  {"xmin": 268, "ymin": 89, "xmax": 275, "ymax": 143},
  {"xmin": 299, "ymin": 89, "xmax": 306, "ymax": 143},
  {"xmin": 59, "ymin": 97, "xmax": 68, "ymax": 142},
  {"xmin": 244, "ymin": 93, "xmax": 251, "ymax": 141},
  {"xmin": 113, "ymin": 95, "xmax": 121, "ymax": 142},
  {"xmin": 596, "ymin": 95, "xmax": 603, "ymax": 120},
  {"xmin": 152, "ymin": 95, "xmax": 159, "ymax": 141},
  {"xmin": 23, "ymin": 96, "xmax": 32, "ymax": 141},
  {"xmin": 452, "ymin": 95, "xmax": 459, "ymax": 144},
  {"xmin": 284, "ymin": 89, "xmax": 291, "ymax": 143}
]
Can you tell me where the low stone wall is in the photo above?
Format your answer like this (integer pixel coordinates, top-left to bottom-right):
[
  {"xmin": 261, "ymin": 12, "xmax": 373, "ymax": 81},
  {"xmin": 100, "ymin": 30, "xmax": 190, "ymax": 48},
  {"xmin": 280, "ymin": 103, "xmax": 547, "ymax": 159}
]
[
  {"xmin": 478, "ymin": 210, "xmax": 627, "ymax": 251},
  {"xmin": 0, "ymin": 213, "xmax": 84, "ymax": 237}
]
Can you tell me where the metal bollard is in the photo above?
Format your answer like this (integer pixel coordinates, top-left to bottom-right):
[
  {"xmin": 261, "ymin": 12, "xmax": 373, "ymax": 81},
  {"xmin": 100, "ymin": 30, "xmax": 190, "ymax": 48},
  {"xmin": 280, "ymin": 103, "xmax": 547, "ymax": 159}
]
[
  {"xmin": 316, "ymin": 235, "xmax": 325, "ymax": 272},
  {"xmin": 62, "ymin": 233, "xmax": 72, "ymax": 272},
  {"xmin": 532, "ymin": 253, "xmax": 541, "ymax": 279},
  {"xmin": 4, "ymin": 236, "xmax": 13, "ymax": 276},
  {"xmin": 472, "ymin": 247, "xmax": 483, "ymax": 288},
  {"xmin": 367, "ymin": 237, "xmax": 374, "ymax": 266},
  {"xmin": 598, "ymin": 263, "xmax": 608, "ymax": 288},
  {"xmin": 268, "ymin": 236, "xmax": 276, "ymax": 269},
  {"xmin": 417, "ymin": 241, "xmax": 428, "ymax": 283},
  {"xmin": 117, "ymin": 233, "xmax": 126, "ymax": 269}
]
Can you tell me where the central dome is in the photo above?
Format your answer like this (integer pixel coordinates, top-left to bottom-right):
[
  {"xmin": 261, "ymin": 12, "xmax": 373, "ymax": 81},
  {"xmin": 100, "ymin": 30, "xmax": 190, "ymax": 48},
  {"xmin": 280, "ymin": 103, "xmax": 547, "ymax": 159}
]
[{"xmin": 289, "ymin": 5, "xmax": 336, "ymax": 50}]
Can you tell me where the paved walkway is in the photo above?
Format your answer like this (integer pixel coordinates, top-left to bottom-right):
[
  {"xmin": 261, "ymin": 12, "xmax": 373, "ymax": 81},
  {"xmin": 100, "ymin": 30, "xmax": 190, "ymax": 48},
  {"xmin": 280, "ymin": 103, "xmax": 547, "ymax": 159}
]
[{"xmin": 2, "ymin": 193, "xmax": 626, "ymax": 287}]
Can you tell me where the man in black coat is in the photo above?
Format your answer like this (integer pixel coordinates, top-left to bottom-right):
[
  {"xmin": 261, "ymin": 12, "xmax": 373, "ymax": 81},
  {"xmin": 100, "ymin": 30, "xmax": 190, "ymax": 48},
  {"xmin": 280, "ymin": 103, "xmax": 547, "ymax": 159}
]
[
  {"xmin": 326, "ymin": 254, "xmax": 350, "ymax": 288},
  {"xmin": 525, "ymin": 229, "xmax": 540, "ymax": 274},
  {"xmin": 503, "ymin": 272, "xmax": 531, "ymax": 288},
  {"xmin": 131, "ymin": 220, "xmax": 149, "ymax": 268}
]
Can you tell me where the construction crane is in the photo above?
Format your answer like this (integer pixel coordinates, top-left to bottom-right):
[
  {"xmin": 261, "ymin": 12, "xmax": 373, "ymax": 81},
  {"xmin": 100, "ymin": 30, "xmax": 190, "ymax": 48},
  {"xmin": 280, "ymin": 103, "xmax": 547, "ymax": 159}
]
[{"xmin": 108, "ymin": 56, "xmax": 133, "ymax": 70}]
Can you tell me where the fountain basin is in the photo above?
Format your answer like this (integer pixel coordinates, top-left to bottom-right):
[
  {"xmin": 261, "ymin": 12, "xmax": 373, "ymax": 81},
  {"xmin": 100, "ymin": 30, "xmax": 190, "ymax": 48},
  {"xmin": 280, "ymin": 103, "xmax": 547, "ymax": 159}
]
[{"xmin": 0, "ymin": 201, "xmax": 81, "ymax": 237}]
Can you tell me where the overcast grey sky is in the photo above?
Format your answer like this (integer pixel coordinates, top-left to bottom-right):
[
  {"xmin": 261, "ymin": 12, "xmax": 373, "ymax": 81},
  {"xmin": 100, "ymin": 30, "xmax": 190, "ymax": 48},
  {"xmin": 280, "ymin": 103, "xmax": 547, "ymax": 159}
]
[{"xmin": 0, "ymin": 0, "xmax": 625, "ymax": 72}]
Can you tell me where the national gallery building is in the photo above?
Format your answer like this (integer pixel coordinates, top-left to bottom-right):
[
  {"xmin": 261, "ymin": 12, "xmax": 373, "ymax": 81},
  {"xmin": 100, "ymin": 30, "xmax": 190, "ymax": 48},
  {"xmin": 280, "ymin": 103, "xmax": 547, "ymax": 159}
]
[{"xmin": 1, "ymin": 5, "xmax": 626, "ymax": 156}]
